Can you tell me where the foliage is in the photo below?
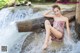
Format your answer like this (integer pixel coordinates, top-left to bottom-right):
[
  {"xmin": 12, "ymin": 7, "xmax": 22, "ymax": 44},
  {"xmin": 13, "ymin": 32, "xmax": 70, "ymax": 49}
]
[{"xmin": 0, "ymin": 0, "xmax": 28, "ymax": 9}]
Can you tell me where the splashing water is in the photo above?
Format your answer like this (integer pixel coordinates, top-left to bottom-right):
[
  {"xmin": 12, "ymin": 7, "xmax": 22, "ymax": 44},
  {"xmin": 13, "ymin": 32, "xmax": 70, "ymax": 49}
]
[{"xmin": 0, "ymin": 6, "xmax": 79, "ymax": 53}]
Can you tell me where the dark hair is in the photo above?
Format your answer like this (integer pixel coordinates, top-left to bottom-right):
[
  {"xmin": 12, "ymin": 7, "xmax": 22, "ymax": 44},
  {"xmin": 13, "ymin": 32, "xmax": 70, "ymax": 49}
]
[{"xmin": 52, "ymin": 5, "xmax": 61, "ymax": 10}]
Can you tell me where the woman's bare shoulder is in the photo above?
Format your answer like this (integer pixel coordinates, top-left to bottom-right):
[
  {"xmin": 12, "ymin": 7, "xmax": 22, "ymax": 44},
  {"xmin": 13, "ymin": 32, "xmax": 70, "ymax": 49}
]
[
  {"xmin": 61, "ymin": 16, "xmax": 68, "ymax": 22},
  {"xmin": 63, "ymin": 16, "xmax": 68, "ymax": 20}
]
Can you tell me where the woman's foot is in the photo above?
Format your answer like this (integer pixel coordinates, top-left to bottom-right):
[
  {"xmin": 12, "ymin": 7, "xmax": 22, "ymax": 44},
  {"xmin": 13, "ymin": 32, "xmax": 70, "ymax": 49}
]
[{"xmin": 42, "ymin": 44, "xmax": 48, "ymax": 50}]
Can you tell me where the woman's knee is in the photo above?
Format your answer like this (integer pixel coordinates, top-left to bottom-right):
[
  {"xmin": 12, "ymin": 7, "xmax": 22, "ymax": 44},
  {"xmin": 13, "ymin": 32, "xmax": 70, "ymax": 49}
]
[{"xmin": 45, "ymin": 20, "xmax": 50, "ymax": 25}]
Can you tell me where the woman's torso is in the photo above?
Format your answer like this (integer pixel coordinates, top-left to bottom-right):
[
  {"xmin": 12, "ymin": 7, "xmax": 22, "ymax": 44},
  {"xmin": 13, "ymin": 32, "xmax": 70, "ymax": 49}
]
[{"xmin": 53, "ymin": 17, "xmax": 66, "ymax": 33}]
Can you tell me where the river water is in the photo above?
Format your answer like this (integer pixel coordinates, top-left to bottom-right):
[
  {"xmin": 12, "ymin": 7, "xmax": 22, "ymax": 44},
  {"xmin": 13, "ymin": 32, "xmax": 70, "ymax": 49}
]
[{"xmin": 0, "ymin": 6, "xmax": 80, "ymax": 53}]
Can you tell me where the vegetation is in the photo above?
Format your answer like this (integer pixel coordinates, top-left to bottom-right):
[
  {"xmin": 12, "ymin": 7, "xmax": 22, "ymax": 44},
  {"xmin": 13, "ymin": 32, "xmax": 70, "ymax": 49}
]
[
  {"xmin": 0, "ymin": 0, "xmax": 28, "ymax": 9},
  {"xmin": 0, "ymin": 0, "xmax": 77, "ymax": 9}
]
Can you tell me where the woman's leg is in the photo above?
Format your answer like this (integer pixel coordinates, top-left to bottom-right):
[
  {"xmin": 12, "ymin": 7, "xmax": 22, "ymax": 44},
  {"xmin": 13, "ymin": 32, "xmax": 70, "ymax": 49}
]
[
  {"xmin": 49, "ymin": 25, "xmax": 63, "ymax": 39},
  {"xmin": 42, "ymin": 20, "xmax": 51, "ymax": 50}
]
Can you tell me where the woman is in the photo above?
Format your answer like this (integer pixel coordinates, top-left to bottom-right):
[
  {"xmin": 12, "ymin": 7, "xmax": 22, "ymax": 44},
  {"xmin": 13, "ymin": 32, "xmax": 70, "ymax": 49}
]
[{"xmin": 42, "ymin": 5, "xmax": 70, "ymax": 50}]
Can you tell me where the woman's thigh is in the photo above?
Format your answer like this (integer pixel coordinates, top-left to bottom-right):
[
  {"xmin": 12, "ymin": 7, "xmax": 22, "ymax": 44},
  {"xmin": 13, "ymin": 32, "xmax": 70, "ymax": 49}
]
[{"xmin": 49, "ymin": 26, "xmax": 63, "ymax": 39}]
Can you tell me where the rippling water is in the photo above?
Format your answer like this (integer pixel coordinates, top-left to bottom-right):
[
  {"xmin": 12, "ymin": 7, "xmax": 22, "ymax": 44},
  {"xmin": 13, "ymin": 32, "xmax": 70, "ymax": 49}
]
[{"xmin": 0, "ymin": 6, "xmax": 80, "ymax": 53}]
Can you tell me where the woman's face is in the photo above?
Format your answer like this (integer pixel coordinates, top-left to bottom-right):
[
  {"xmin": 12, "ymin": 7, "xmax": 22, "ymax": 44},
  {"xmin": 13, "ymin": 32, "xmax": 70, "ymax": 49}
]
[{"xmin": 53, "ymin": 8, "xmax": 61, "ymax": 15}]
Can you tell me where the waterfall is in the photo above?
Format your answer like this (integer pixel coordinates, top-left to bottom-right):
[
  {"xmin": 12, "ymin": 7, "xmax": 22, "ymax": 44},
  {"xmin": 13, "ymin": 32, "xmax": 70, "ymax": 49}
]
[{"xmin": 0, "ymin": 6, "xmax": 79, "ymax": 53}]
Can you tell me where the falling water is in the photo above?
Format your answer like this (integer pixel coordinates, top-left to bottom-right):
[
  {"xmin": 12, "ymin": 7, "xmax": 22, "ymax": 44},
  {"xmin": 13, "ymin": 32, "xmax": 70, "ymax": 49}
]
[{"xmin": 0, "ymin": 6, "xmax": 80, "ymax": 53}]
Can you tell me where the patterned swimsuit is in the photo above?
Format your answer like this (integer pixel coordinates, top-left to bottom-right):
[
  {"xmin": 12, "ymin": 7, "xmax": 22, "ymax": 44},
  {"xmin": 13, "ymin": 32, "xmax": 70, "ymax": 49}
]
[{"xmin": 50, "ymin": 20, "xmax": 65, "ymax": 42}]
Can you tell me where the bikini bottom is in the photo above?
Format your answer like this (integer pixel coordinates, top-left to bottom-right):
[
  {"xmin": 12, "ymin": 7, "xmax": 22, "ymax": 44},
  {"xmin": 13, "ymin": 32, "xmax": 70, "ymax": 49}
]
[{"xmin": 50, "ymin": 31, "xmax": 64, "ymax": 42}]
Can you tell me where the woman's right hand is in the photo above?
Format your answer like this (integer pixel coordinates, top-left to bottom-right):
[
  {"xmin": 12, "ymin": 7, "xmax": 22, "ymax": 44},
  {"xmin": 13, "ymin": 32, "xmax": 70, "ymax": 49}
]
[{"xmin": 43, "ymin": 10, "xmax": 54, "ymax": 18}]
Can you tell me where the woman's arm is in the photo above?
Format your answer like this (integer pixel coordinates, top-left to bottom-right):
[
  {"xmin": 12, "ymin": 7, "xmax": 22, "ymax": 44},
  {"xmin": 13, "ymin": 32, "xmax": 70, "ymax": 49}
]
[
  {"xmin": 66, "ymin": 18, "xmax": 70, "ymax": 38},
  {"xmin": 43, "ymin": 10, "xmax": 54, "ymax": 18}
]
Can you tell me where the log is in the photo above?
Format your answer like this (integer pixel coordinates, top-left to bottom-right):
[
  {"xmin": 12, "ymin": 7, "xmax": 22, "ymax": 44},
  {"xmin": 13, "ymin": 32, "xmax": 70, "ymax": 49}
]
[
  {"xmin": 63, "ymin": 11, "xmax": 76, "ymax": 22},
  {"xmin": 16, "ymin": 10, "xmax": 75, "ymax": 32},
  {"xmin": 16, "ymin": 17, "xmax": 54, "ymax": 32},
  {"xmin": 16, "ymin": 17, "xmax": 45, "ymax": 32}
]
